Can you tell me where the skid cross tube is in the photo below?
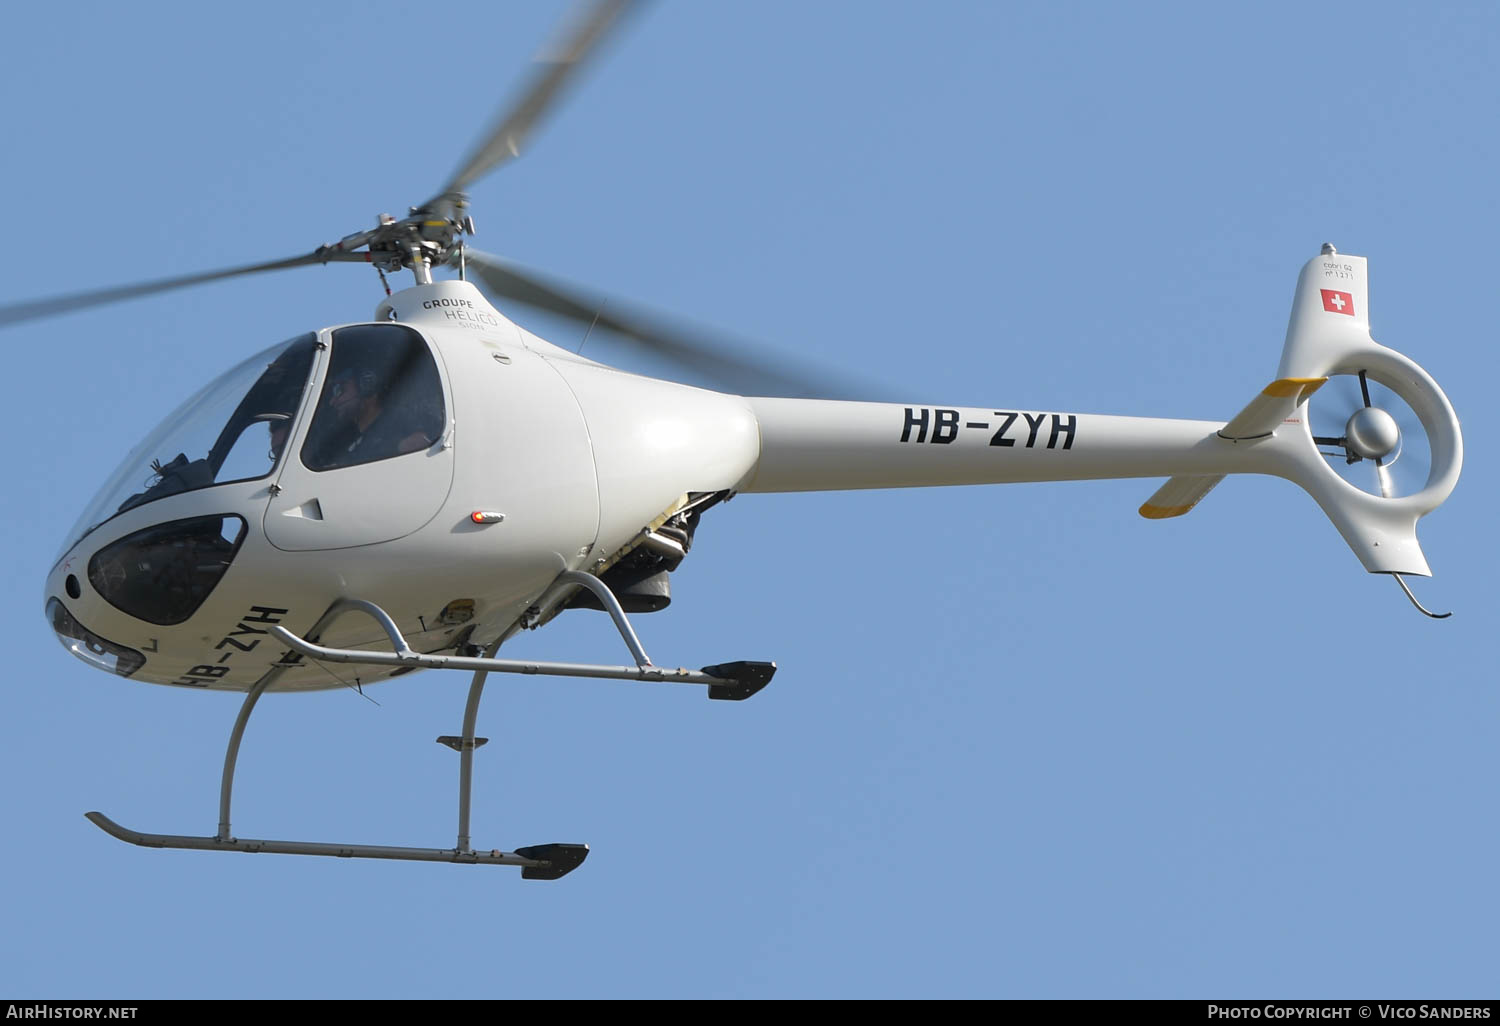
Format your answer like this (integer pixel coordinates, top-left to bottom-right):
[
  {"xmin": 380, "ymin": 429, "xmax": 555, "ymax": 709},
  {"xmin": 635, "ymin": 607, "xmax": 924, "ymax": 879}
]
[
  {"xmin": 267, "ymin": 572, "xmax": 734, "ymax": 689},
  {"xmin": 454, "ymin": 630, "xmax": 510, "ymax": 855},
  {"xmin": 218, "ymin": 675, "xmax": 273, "ymax": 842},
  {"xmin": 218, "ymin": 597, "xmax": 369, "ymax": 843}
]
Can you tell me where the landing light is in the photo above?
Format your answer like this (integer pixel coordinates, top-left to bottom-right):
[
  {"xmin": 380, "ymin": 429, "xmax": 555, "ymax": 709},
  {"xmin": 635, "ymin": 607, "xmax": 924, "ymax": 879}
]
[{"xmin": 47, "ymin": 599, "xmax": 145, "ymax": 678}]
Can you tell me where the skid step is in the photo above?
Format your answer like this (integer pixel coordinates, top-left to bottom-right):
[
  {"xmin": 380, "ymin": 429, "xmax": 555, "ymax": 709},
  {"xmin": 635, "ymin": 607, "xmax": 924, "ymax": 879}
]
[{"xmin": 85, "ymin": 813, "xmax": 588, "ymax": 877}]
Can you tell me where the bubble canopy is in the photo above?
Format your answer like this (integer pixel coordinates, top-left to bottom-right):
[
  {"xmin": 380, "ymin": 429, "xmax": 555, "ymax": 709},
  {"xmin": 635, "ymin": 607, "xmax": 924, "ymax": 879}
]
[{"xmin": 60, "ymin": 333, "xmax": 318, "ymax": 558}]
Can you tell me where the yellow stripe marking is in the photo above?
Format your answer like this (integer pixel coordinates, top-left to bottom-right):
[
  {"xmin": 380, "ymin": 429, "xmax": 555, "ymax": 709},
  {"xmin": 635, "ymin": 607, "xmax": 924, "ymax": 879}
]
[
  {"xmin": 1139, "ymin": 502, "xmax": 1196, "ymax": 520},
  {"xmin": 1297, "ymin": 379, "xmax": 1327, "ymax": 402},
  {"xmin": 1261, "ymin": 377, "xmax": 1327, "ymax": 398}
]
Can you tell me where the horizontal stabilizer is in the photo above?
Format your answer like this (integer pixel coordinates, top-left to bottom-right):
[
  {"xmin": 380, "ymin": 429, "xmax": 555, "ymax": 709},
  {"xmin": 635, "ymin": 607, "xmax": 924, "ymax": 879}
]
[
  {"xmin": 1139, "ymin": 377, "xmax": 1324, "ymax": 519},
  {"xmin": 1218, "ymin": 377, "xmax": 1326, "ymax": 440},
  {"xmin": 1139, "ymin": 475, "xmax": 1224, "ymax": 519}
]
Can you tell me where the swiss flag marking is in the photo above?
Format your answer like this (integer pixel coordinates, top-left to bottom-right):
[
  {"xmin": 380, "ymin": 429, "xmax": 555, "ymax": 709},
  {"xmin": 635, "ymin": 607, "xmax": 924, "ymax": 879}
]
[{"xmin": 1320, "ymin": 289, "xmax": 1354, "ymax": 316}]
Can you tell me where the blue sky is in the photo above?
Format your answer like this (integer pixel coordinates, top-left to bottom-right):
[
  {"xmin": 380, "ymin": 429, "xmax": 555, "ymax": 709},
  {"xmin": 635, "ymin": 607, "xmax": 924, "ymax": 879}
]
[{"xmin": 2, "ymin": 0, "xmax": 1496, "ymax": 999}]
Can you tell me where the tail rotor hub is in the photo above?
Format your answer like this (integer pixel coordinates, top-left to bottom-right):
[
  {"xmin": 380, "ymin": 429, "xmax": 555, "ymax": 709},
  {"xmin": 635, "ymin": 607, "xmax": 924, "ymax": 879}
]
[{"xmin": 1344, "ymin": 405, "xmax": 1400, "ymax": 462}]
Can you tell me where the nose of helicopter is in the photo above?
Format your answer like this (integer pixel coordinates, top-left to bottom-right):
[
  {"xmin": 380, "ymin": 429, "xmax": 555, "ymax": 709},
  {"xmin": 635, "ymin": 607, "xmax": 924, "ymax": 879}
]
[
  {"xmin": 42, "ymin": 331, "xmax": 322, "ymax": 684},
  {"xmin": 45, "ymin": 547, "xmax": 148, "ymax": 680},
  {"xmin": 45, "ymin": 511, "xmax": 253, "ymax": 681}
]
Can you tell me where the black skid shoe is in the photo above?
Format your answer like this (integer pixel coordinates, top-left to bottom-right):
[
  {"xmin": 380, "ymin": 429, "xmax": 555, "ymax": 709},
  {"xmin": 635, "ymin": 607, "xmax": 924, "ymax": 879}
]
[
  {"xmin": 516, "ymin": 843, "xmax": 591, "ymax": 880},
  {"xmin": 701, "ymin": 661, "xmax": 777, "ymax": 702}
]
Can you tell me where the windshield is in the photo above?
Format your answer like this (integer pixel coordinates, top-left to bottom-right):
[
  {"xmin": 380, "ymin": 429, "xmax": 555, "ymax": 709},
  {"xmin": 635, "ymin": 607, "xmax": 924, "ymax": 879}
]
[{"xmin": 60, "ymin": 333, "xmax": 318, "ymax": 556}]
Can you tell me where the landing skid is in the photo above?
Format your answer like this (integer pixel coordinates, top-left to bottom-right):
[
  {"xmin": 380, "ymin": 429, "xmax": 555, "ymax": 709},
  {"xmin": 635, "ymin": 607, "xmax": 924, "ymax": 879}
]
[
  {"xmin": 84, "ymin": 813, "xmax": 588, "ymax": 877},
  {"xmin": 86, "ymin": 570, "xmax": 775, "ymax": 876}
]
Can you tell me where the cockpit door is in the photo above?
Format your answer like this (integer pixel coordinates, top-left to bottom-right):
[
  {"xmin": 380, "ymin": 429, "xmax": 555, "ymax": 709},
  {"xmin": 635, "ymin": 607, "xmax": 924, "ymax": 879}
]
[{"xmin": 264, "ymin": 324, "xmax": 455, "ymax": 551}]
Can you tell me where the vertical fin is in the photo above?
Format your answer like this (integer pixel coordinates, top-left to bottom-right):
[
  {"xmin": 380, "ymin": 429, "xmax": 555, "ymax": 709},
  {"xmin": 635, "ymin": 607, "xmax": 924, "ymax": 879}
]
[{"xmin": 1277, "ymin": 246, "xmax": 1372, "ymax": 379}]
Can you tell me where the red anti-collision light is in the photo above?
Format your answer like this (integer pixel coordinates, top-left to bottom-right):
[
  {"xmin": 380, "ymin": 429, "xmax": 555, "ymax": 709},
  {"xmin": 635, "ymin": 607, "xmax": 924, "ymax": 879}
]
[{"xmin": 470, "ymin": 511, "xmax": 504, "ymax": 524}]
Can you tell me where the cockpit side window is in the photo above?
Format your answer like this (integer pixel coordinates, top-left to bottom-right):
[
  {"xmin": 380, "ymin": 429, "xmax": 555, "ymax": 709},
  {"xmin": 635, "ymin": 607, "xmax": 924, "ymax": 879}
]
[{"xmin": 301, "ymin": 325, "xmax": 445, "ymax": 472}]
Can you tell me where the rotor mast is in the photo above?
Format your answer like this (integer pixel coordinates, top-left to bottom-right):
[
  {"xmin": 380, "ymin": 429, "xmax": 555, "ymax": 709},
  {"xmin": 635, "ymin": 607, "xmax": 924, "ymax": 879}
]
[
  {"xmin": 315, "ymin": 198, "xmax": 476, "ymax": 288},
  {"xmin": 337, "ymin": 0, "xmax": 641, "ymax": 290}
]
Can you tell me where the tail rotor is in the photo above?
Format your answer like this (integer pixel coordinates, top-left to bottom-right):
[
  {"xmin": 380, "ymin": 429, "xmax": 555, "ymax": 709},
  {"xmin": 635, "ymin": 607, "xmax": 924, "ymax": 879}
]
[
  {"xmin": 1257, "ymin": 246, "xmax": 1463, "ymax": 616},
  {"xmin": 1310, "ymin": 369, "xmax": 1431, "ymax": 500}
]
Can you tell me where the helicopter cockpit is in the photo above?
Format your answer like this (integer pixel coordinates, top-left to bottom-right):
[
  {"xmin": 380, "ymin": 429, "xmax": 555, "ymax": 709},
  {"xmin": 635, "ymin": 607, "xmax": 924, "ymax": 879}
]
[
  {"xmin": 49, "ymin": 323, "xmax": 452, "ymax": 679},
  {"xmin": 61, "ymin": 325, "xmax": 449, "ymax": 555}
]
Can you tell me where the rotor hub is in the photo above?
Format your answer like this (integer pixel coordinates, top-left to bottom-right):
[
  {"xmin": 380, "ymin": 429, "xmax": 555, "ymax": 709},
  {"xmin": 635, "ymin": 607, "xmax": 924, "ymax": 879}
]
[{"xmin": 1345, "ymin": 405, "xmax": 1400, "ymax": 461}]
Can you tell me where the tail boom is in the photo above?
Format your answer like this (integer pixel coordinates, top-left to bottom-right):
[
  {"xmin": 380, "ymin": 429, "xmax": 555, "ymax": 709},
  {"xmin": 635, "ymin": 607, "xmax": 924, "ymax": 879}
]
[
  {"xmin": 741, "ymin": 399, "xmax": 1277, "ymax": 494},
  {"xmin": 739, "ymin": 248, "xmax": 1461, "ymax": 582}
]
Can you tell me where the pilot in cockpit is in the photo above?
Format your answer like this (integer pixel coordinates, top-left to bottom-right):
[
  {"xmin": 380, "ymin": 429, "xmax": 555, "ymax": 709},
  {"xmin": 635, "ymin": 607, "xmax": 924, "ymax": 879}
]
[{"xmin": 305, "ymin": 363, "xmax": 438, "ymax": 471}]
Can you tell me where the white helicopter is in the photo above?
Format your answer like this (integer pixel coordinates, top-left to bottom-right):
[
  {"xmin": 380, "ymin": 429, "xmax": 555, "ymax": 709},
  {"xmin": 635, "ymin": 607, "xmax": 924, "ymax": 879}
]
[{"xmin": 17, "ymin": 0, "xmax": 1462, "ymax": 880}]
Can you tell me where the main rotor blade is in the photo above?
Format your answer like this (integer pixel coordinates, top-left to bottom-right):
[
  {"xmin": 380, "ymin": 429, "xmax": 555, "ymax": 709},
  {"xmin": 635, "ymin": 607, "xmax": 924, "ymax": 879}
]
[
  {"xmin": 0, "ymin": 250, "xmax": 368, "ymax": 329},
  {"xmin": 462, "ymin": 249, "xmax": 871, "ymax": 399},
  {"xmin": 433, "ymin": 0, "xmax": 642, "ymax": 201}
]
